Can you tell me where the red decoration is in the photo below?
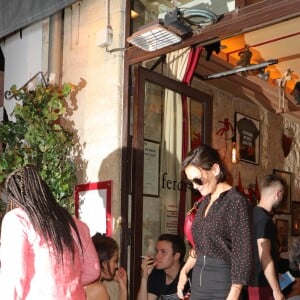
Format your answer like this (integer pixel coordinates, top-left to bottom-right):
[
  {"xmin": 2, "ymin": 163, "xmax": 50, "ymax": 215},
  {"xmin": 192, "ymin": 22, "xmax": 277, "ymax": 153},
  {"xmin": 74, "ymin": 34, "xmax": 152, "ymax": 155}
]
[{"xmin": 216, "ymin": 118, "xmax": 234, "ymax": 140}]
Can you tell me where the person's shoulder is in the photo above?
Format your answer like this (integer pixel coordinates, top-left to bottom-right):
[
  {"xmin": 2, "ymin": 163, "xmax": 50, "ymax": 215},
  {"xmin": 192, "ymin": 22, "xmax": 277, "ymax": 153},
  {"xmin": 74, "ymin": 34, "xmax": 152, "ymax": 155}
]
[
  {"xmin": 3, "ymin": 207, "xmax": 29, "ymax": 222},
  {"xmin": 85, "ymin": 281, "xmax": 110, "ymax": 300},
  {"xmin": 227, "ymin": 188, "xmax": 250, "ymax": 203},
  {"xmin": 73, "ymin": 216, "xmax": 90, "ymax": 232}
]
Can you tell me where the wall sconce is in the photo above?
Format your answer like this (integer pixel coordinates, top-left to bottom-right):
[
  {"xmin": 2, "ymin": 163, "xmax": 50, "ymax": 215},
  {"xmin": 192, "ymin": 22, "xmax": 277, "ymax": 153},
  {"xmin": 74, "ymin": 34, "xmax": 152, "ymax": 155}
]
[{"xmin": 231, "ymin": 137, "xmax": 238, "ymax": 164}]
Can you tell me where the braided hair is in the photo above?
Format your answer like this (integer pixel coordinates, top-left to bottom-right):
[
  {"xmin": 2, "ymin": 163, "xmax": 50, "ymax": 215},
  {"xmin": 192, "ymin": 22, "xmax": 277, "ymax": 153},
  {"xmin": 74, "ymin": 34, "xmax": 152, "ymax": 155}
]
[{"xmin": 5, "ymin": 164, "xmax": 82, "ymax": 261}]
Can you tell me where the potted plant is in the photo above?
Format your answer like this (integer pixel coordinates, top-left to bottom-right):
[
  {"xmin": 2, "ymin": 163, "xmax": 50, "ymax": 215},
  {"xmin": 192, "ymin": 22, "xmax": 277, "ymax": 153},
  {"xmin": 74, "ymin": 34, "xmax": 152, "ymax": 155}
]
[{"xmin": 0, "ymin": 82, "xmax": 78, "ymax": 214}]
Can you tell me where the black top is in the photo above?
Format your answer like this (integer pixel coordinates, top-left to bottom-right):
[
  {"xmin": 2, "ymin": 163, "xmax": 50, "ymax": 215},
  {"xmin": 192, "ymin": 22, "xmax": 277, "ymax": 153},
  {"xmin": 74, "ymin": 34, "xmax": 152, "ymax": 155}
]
[
  {"xmin": 192, "ymin": 188, "xmax": 253, "ymax": 285},
  {"xmin": 252, "ymin": 206, "xmax": 278, "ymax": 286},
  {"xmin": 148, "ymin": 268, "xmax": 191, "ymax": 299}
]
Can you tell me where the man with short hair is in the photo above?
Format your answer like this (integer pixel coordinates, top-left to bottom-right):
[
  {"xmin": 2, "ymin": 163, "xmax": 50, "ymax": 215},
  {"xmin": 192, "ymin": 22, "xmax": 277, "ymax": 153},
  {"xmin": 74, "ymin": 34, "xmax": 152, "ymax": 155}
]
[
  {"xmin": 137, "ymin": 233, "xmax": 189, "ymax": 300},
  {"xmin": 248, "ymin": 174, "xmax": 287, "ymax": 300}
]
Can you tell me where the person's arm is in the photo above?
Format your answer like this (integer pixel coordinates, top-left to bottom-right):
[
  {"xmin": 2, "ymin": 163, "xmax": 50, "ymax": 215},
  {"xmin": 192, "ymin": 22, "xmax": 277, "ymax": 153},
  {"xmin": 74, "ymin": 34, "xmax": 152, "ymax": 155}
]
[
  {"xmin": 115, "ymin": 267, "xmax": 128, "ymax": 300},
  {"xmin": 257, "ymin": 238, "xmax": 285, "ymax": 300},
  {"xmin": 136, "ymin": 256, "xmax": 158, "ymax": 300},
  {"xmin": 226, "ymin": 284, "xmax": 243, "ymax": 300},
  {"xmin": 74, "ymin": 218, "xmax": 101, "ymax": 285},
  {"xmin": 0, "ymin": 210, "xmax": 29, "ymax": 299},
  {"xmin": 226, "ymin": 194, "xmax": 254, "ymax": 300},
  {"xmin": 177, "ymin": 254, "xmax": 197, "ymax": 299}
]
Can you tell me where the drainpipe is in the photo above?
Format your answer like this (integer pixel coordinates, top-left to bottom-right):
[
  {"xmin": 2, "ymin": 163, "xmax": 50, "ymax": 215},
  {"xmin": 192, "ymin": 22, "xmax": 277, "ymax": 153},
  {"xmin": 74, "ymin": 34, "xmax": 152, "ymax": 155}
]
[{"xmin": 48, "ymin": 11, "xmax": 63, "ymax": 85}]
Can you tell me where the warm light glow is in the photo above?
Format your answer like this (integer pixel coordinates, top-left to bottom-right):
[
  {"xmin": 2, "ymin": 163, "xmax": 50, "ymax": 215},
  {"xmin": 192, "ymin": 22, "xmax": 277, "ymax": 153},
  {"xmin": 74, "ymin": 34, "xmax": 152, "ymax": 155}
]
[
  {"xmin": 232, "ymin": 139, "xmax": 237, "ymax": 164},
  {"xmin": 131, "ymin": 10, "xmax": 139, "ymax": 19}
]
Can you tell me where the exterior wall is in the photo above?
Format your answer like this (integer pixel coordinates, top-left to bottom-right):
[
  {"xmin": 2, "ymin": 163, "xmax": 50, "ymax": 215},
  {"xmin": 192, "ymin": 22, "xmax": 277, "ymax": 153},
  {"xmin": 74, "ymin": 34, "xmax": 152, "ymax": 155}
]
[
  {"xmin": 62, "ymin": 0, "xmax": 125, "ymax": 238},
  {"xmin": 0, "ymin": 21, "xmax": 44, "ymax": 121}
]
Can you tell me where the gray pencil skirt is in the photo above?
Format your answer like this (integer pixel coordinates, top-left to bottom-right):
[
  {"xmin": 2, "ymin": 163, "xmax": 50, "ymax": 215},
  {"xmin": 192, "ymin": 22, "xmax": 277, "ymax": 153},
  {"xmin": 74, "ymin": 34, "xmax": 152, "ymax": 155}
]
[{"xmin": 189, "ymin": 254, "xmax": 231, "ymax": 300}]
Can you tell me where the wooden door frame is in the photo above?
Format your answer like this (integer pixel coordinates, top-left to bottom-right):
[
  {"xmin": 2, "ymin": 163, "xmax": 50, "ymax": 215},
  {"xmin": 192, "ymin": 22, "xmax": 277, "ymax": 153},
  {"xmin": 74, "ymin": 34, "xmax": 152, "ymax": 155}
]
[{"xmin": 129, "ymin": 66, "xmax": 212, "ymax": 298}]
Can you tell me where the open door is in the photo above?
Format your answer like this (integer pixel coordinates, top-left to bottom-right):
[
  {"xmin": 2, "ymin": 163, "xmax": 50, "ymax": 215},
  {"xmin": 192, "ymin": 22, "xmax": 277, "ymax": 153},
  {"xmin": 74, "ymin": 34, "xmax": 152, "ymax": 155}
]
[{"xmin": 128, "ymin": 66, "xmax": 213, "ymax": 298}]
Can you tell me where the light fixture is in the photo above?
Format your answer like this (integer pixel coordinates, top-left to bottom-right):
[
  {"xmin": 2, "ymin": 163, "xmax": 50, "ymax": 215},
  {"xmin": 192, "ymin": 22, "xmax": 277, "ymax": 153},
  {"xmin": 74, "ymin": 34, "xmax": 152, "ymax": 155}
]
[
  {"xmin": 131, "ymin": 10, "xmax": 139, "ymax": 19},
  {"xmin": 127, "ymin": 7, "xmax": 218, "ymax": 52},
  {"xmin": 127, "ymin": 7, "xmax": 193, "ymax": 52},
  {"xmin": 127, "ymin": 20, "xmax": 184, "ymax": 52},
  {"xmin": 231, "ymin": 137, "xmax": 238, "ymax": 164},
  {"xmin": 257, "ymin": 69, "xmax": 270, "ymax": 81},
  {"xmin": 199, "ymin": 59, "xmax": 278, "ymax": 80}
]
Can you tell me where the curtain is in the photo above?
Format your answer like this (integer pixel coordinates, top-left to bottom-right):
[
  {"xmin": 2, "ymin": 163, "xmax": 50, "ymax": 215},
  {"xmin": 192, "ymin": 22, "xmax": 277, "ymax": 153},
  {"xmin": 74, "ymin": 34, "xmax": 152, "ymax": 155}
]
[
  {"xmin": 177, "ymin": 47, "xmax": 203, "ymax": 236},
  {"xmin": 160, "ymin": 47, "xmax": 198, "ymax": 234},
  {"xmin": 0, "ymin": 0, "xmax": 76, "ymax": 39}
]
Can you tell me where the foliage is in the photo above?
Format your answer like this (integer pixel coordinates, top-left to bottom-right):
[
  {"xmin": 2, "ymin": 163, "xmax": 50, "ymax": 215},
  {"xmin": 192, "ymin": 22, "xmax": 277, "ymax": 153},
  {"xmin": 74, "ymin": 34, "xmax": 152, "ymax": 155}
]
[{"xmin": 0, "ymin": 83, "xmax": 77, "ymax": 212}]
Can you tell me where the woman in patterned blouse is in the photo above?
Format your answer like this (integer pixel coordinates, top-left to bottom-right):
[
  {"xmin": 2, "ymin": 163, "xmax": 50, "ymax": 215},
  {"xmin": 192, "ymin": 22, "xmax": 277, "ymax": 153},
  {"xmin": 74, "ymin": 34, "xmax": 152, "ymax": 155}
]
[{"xmin": 177, "ymin": 144, "xmax": 253, "ymax": 300}]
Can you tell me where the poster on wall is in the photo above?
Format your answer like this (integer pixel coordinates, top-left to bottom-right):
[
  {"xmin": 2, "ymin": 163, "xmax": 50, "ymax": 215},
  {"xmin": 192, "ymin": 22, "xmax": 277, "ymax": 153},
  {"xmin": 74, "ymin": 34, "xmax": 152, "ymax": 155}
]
[
  {"xmin": 143, "ymin": 140, "xmax": 160, "ymax": 196},
  {"xmin": 274, "ymin": 214, "xmax": 291, "ymax": 255},
  {"xmin": 235, "ymin": 112, "xmax": 260, "ymax": 164},
  {"xmin": 74, "ymin": 181, "xmax": 112, "ymax": 236}
]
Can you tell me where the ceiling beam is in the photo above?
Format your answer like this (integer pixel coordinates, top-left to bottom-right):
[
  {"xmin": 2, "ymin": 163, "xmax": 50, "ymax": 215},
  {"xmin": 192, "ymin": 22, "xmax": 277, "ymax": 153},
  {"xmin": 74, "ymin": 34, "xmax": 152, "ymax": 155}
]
[{"xmin": 126, "ymin": 0, "xmax": 300, "ymax": 65}]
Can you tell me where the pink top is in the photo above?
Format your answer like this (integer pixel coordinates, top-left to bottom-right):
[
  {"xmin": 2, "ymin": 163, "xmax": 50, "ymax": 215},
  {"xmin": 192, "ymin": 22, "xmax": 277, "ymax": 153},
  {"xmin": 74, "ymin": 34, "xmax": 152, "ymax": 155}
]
[{"xmin": 0, "ymin": 208, "xmax": 100, "ymax": 300}]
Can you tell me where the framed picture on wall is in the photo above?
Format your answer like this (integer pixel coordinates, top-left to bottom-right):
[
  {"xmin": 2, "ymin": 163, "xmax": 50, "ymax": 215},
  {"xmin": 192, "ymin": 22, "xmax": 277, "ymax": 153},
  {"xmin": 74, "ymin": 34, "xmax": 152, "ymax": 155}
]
[
  {"xmin": 273, "ymin": 169, "xmax": 292, "ymax": 214},
  {"xmin": 234, "ymin": 112, "xmax": 260, "ymax": 165},
  {"xmin": 74, "ymin": 181, "xmax": 112, "ymax": 236},
  {"xmin": 275, "ymin": 218, "xmax": 290, "ymax": 253},
  {"xmin": 292, "ymin": 201, "xmax": 300, "ymax": 236},
  {"xmin": 274, "ymin": 214, "xmax": 292, "ymax": 255}
]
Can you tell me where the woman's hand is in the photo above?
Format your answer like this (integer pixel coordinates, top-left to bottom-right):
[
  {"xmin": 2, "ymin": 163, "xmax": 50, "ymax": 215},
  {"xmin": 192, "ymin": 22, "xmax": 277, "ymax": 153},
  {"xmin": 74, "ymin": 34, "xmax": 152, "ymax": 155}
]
[
  {"xmin": 115, "ymin": 267, "xmax": 127, "ymax": 291},
  {"xmin": 177, "ymin": 270, "xmax": 188, "ymax": 299}
]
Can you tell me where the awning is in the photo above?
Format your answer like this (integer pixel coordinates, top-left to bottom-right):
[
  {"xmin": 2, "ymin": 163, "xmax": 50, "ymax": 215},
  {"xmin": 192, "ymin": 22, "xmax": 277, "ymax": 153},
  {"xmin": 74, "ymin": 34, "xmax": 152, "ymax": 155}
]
[{"xmin": 0, "ymin": 0, "xmax": 77, "ymax": 40}]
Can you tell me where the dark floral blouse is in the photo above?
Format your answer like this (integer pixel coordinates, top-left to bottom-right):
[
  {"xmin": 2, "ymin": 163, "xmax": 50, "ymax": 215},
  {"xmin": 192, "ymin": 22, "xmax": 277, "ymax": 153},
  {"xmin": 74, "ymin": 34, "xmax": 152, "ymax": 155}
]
[{"xmin": 192, "ymin": 187, "xmax": 253, "ymax": 285}]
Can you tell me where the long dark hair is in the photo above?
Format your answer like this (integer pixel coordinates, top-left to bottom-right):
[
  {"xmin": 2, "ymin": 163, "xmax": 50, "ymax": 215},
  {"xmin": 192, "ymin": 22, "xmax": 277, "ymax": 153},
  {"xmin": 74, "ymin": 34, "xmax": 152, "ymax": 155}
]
[
  {"xmin": 5, "ymin": 164, "xmax": 82, "ymax": 260},
  {"xmin": 92, "ymin": 233, "xmax": 119, "ymax": 280}
]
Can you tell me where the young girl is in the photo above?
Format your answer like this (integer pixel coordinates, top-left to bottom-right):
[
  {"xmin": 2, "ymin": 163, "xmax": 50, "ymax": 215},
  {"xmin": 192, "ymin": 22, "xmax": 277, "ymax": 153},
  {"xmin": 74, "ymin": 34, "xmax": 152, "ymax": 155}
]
[{"xmin": 86, "ymin": 233, "xmax": 127, "ymax": 300}]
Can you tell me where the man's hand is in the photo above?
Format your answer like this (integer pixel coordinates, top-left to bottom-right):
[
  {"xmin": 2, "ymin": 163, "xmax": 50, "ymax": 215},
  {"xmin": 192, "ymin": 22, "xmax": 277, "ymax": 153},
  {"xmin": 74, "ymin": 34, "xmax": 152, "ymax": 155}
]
[
  {"xmin": 141, "ymin": 256, "xmax": 157, "ymax": 279},
  {"xmin": 273, "ymin": 289, "xmax": 285, "ymax": 300}
]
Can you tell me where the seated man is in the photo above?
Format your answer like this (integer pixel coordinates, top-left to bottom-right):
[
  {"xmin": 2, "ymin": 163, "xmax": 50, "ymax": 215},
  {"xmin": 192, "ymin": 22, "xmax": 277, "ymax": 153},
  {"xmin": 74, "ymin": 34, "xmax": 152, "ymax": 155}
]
[{"xmin": 137, "ymin": 233, "xmax": 190, "ymax": 300}]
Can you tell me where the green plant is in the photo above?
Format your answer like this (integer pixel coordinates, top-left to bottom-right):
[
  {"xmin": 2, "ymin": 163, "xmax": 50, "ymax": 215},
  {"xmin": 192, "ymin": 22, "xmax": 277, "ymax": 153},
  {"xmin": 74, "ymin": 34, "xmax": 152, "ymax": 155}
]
[{"xmin": 0, "ymin": 83, "xmax": 77, "ymax": 213}]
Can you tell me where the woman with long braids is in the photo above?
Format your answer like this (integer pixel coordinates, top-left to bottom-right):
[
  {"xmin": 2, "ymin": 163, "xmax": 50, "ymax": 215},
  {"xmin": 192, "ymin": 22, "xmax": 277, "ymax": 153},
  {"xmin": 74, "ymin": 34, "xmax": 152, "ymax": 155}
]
[{"xmin": 0, "ymin": 164, "xmax": 100, "ymax": 299}]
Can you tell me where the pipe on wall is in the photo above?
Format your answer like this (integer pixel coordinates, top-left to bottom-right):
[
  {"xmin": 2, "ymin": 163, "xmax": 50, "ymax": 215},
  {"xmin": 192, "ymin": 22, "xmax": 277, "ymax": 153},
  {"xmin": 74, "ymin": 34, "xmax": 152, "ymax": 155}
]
[{"xmin": 48, "ymin": 11, "xmax": 63, "ymax": 85}]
